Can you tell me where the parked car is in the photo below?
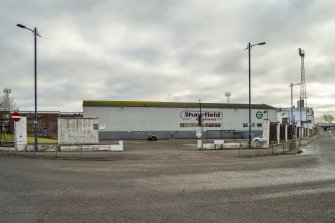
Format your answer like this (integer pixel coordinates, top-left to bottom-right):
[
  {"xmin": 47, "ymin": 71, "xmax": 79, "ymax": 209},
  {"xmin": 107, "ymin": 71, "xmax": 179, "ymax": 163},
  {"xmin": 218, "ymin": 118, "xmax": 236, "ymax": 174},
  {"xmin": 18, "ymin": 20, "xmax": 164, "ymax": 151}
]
[
  {"xmin": 253, "ymin": 136, "xmax": 267, "ymax": 142},
  {"xmin": 147, "ymin": 135, "xmax": 158, "ymax": 141}
]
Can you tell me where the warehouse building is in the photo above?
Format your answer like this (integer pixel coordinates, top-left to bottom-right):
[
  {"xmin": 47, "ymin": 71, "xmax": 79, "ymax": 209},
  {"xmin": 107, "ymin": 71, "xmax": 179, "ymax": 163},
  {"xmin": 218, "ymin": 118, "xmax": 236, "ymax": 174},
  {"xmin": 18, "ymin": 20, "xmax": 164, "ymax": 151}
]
[{"xmin": 83, "ymin": 100, "xmax": 277, "ymax": 140}]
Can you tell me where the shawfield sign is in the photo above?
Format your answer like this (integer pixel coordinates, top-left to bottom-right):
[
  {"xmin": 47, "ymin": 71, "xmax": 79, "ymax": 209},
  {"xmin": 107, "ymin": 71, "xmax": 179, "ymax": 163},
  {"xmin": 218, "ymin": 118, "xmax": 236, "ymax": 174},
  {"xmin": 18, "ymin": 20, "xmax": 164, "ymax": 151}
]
[{"xmin": 180, "ymin": 111, "xmax": 223, "ymax": 120}]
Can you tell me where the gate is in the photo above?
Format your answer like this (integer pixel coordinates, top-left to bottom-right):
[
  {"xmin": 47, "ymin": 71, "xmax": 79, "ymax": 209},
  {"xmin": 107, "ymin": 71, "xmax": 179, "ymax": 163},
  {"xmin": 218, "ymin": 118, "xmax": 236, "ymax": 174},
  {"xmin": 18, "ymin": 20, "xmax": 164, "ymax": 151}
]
[{"xmin": 269, "ymin": 122, "xmax": 294, "ymax": 142}]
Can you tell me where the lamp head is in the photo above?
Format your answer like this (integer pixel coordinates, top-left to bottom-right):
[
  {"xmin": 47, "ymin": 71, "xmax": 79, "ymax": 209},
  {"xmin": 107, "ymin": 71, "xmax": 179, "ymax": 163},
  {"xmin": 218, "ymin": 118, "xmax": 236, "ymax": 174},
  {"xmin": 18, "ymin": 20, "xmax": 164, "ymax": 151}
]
[
  {"xmin": 17, "ymin": 24, "xmax": 26, "ymax": 29},
  {"xmin": 299, "ymin": 48, "xmax": 305, "ymax": 57}
]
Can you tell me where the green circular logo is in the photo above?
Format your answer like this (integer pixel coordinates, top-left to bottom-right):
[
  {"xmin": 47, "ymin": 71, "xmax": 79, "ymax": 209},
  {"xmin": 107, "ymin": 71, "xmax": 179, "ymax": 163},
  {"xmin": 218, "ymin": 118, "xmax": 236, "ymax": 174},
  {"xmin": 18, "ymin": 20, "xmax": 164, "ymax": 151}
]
[{"xmin": 256, "ymin": 111, "xmax": 263, "ymax": 119}]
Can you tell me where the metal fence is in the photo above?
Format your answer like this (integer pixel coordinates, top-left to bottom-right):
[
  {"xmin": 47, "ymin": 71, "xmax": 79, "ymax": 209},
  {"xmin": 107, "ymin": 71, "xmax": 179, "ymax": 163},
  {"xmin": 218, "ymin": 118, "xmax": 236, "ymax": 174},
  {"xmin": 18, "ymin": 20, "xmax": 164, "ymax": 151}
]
[
  {"xmin": 0, "ymin": 143, "xmax": 119, "ymax": 160},
  {"xmin": 238, "ymin": 138, "xmax": 307, "ymax": 157},
  {"xmin": 0, "ymin": 136, "xmax": 317, "ymax": 160}
]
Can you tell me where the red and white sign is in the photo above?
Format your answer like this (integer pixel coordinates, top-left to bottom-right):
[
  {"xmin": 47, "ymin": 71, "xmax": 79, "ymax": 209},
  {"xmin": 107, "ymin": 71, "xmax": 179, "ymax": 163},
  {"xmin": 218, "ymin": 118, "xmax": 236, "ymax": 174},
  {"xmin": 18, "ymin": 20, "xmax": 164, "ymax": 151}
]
[{"xmin": 11, "ymin": 112, "xmax": 21, "ymax": 122}]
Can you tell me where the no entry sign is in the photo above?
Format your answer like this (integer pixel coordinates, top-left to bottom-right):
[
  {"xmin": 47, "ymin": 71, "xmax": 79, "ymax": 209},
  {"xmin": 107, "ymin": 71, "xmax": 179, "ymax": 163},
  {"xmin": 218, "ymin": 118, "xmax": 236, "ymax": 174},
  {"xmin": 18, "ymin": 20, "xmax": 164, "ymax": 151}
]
[{"xmin": 11, "ymin": 112, "xmax": 21, "ymax": 122}]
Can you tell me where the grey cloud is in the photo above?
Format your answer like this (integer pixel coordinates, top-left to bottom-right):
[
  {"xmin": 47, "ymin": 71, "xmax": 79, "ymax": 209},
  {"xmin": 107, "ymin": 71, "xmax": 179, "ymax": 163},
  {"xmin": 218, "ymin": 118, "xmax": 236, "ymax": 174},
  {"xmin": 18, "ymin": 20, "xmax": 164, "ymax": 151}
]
[{"xmin": 1, "ymin": 0, "xmax": 335, "ymax": 117}]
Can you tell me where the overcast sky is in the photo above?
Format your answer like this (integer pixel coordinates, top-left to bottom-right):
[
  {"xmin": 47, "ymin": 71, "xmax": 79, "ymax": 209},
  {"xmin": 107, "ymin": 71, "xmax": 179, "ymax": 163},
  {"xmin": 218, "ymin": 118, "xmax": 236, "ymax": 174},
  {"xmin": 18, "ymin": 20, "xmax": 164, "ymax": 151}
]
[{"xmin": 1, "ymin": 0, "xmax": 335, "ymax": 117}]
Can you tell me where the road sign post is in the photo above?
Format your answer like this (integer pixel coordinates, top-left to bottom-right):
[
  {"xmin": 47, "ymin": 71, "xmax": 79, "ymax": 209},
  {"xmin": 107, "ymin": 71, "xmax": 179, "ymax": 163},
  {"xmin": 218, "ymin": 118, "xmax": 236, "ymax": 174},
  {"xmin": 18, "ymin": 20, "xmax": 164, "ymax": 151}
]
[
  {"xmin": 12, "ymin": 112, "xmax": 21, "ymax": 122},
  {"xmin": 12, "ymin": 112, "xmax": 27, "ymax": 151}
]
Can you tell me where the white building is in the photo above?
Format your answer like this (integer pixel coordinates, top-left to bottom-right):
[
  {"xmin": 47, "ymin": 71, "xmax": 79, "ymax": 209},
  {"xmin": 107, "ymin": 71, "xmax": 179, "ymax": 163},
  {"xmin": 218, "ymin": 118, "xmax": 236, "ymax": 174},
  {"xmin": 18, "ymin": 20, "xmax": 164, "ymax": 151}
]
[
  {"xmin": 83, "ymin": 100, "xmax": 277, "ymax": 140},
  {"xmin": 277, "ymin": 106, "xmax": 315, "ymax": 137}
]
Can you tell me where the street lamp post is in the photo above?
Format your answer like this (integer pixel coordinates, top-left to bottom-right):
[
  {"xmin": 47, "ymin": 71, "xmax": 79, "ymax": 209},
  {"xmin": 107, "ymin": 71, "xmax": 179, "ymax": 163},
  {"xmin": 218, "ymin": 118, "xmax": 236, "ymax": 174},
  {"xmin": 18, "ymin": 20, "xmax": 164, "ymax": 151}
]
[
  {"xmin": 289, "ymin": 82, "xmax": 301, "ymax": 139},
  {"xmin": 199, "ymin": 99, "xmax": 203, "ymax": 149},
  {"xmin": 17, "ymin": 24, "xmax": 41, "ymax": 152},
  {"xmin": 245, "ymin": 42, "xmax": 266, "ymax": 149}
]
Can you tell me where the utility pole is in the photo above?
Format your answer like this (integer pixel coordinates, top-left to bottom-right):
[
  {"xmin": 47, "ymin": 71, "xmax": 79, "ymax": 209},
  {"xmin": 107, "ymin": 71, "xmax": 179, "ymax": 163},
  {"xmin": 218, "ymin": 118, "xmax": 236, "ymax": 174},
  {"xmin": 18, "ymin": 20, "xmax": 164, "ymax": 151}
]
[
  {"xmin": 298, "ymin": 48, "xmax": 306, "ymax": 138},
  {"xmin": 290, "ymin": 83, "xmax": 301, "ymax": 139}
]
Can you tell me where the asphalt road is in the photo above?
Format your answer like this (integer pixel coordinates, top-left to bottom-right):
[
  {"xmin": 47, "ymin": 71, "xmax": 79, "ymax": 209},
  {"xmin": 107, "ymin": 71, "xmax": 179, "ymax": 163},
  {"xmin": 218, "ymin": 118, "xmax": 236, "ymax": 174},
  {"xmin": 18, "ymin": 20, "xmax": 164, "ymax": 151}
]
[{"xmin": 0, "ymin": 131, "xmax": 334, "ymax": 223}]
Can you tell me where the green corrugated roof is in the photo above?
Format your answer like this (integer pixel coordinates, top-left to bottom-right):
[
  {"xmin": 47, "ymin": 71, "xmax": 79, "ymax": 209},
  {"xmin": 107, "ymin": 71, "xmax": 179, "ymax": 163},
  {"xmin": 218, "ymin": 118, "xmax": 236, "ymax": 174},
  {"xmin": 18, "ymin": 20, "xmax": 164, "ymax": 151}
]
[{"xmin": 83, "ymin": 100, "xmax": 276, "ymax": 109}]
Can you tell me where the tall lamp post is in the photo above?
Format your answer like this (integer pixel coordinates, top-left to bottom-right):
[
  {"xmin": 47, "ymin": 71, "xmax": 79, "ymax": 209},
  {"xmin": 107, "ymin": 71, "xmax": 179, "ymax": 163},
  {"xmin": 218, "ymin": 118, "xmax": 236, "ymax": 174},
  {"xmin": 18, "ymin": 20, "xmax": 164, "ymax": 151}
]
[
  {"xmin": 17, "ymin": 24, "xmax": 41, "ymax": 152},
  {"xmin": 199, "ymin": 99, "xmax": 203, "ymax": 149},
  {"xmin": 245, "ymin": 42, "xmax": 266, "ymax": 149},
  {"xmin": 290, "ymin": 82, "xmax": 301, "ymax": 139}
]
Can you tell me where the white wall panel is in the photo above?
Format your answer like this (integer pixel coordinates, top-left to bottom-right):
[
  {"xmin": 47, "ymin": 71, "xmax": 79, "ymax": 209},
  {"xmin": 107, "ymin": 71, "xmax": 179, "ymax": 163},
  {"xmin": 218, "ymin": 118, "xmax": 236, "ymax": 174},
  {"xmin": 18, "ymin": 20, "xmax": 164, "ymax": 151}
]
[{"xmin": 83, "ymin": 106, "xmax": 277, "ymax": 132}]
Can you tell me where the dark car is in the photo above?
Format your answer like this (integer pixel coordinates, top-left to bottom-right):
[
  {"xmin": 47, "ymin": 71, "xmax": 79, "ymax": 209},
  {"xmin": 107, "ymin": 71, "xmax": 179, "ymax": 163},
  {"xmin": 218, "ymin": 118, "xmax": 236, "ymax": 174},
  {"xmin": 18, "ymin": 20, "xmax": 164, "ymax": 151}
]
[{"xmin": 147, "ymin": 135, "xmax": 158, "ymax": 141}]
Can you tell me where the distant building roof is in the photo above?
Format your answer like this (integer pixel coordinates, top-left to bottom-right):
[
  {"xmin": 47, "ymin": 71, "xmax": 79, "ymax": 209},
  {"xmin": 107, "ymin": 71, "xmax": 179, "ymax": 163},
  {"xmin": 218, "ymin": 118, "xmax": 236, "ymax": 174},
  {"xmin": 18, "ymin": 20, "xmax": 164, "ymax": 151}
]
[
  {"xmin": 83, "ymin": 100, "xmax": 276, "ymax": 110},
  {"xmin": 19, "ymin": 111, "xmax": 83, "ymax": 116}
]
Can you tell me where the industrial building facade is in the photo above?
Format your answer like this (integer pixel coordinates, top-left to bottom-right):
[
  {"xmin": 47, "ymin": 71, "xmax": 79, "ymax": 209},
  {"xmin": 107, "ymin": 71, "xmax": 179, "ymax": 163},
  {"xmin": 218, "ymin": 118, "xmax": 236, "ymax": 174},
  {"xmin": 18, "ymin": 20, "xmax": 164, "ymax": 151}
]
[
  {"xmin": 83, "ymin": 100, "xmax": 277, "ymax": 140},
  {"xmin": 277, "ymin": 106, "xmax": 316, "ymax": 136}
]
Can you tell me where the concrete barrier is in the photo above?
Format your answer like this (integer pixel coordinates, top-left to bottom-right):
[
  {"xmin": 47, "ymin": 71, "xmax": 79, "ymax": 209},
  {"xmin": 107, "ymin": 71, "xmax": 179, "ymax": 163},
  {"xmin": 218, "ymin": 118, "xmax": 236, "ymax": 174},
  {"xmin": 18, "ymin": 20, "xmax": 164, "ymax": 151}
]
[
  {"xmin": 56, "ymin": 141, "xmax": 123, "ymax": 152},
  {"xmin": 0, "ymin": 141, "xmax": 124, "ymax": 152},
  {"xmin": 199, "ymin": 141, "xmax": 242, "ymax": 150},
  {"xmin": 223, "ymin": 143, "xmax": 242, "ymax": 148},
  {"xmin": 0, "ymin": 147, "xmax": 16, "ymax": 152},
  {"xmin": 214, "ymin": 140, "xmax": 224, "ymax": 149}
]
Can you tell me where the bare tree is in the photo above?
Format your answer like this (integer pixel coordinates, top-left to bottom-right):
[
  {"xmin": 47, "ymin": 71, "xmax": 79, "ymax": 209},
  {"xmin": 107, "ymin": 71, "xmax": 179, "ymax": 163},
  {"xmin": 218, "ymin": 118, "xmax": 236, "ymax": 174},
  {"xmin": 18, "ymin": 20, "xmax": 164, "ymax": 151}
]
[
  {"xmin": 0, "ymin": 88, "xmax": 18, "ymax": 112},
  {"xmin": 323, "ymin": 114, "xmax": 335, "ymax": 123},
  {"xmin": 315, "ymin": 116, "xmax": 323, "ymax": 124}
]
